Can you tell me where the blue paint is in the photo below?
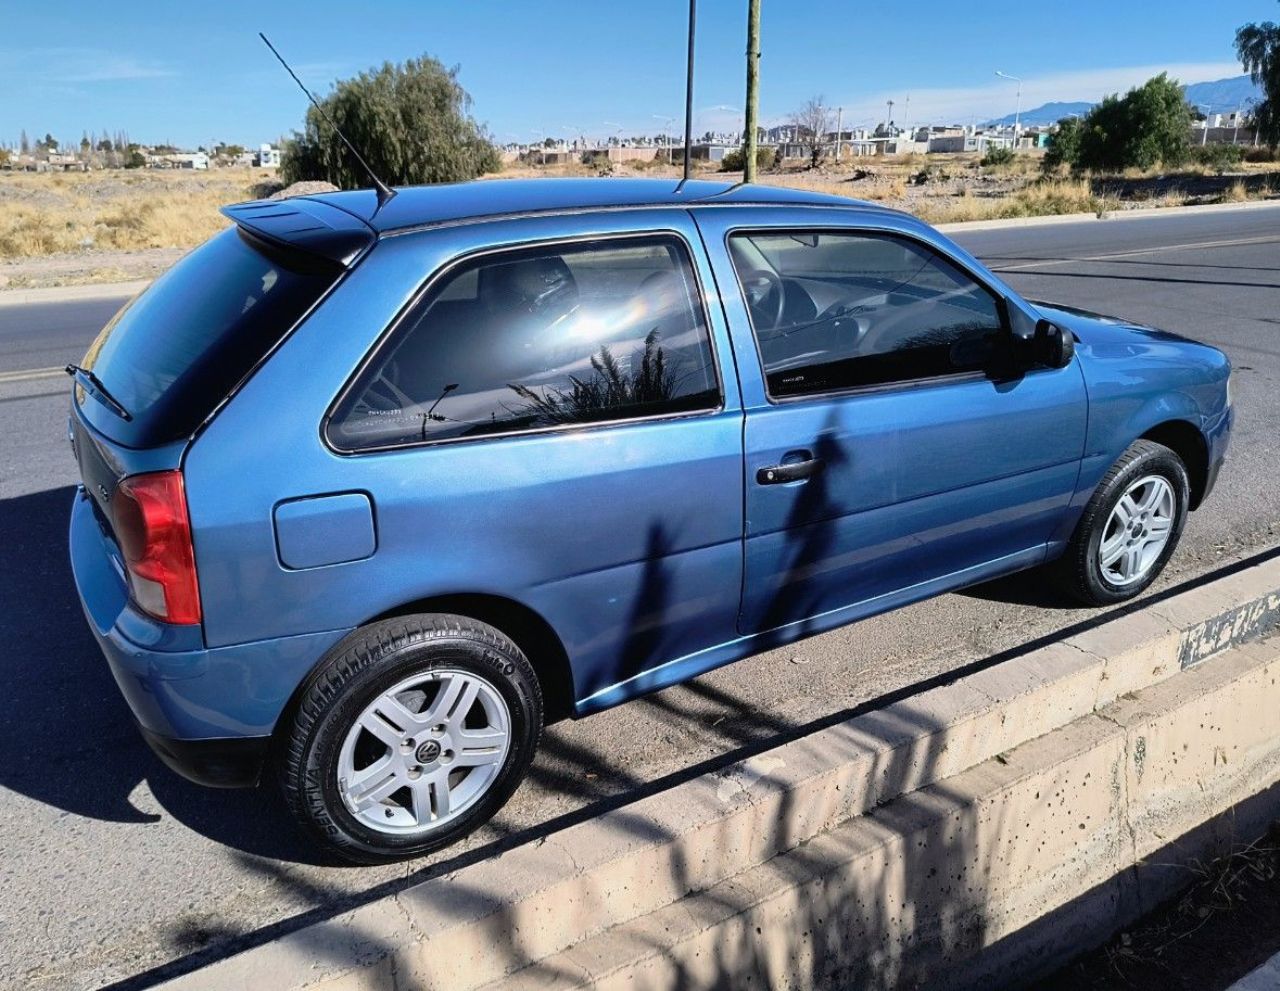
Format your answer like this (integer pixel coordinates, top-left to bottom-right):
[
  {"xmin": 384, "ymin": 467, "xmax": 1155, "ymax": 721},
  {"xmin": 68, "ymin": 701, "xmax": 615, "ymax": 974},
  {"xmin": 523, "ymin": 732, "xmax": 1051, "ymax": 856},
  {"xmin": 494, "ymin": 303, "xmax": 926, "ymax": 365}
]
[
  {"xmin": 273, "ymin": 492, "xmax": 376, "ymax": 570},
  {"xmin": 67, "ymin": 179, "xmax": 1233, "ymax": 768}
]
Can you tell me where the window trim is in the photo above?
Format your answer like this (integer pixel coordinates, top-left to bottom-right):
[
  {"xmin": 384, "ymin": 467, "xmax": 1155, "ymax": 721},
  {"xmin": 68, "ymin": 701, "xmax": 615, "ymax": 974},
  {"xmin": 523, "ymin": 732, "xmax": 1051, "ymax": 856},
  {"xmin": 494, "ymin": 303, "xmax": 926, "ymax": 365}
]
[
  {"xmin": 323, "ymin": 229, "xmax": 727, "ymax": 456},
  {"xmin": 724, "ymin": 225, "xmax": 1016, "ymax": 405}
]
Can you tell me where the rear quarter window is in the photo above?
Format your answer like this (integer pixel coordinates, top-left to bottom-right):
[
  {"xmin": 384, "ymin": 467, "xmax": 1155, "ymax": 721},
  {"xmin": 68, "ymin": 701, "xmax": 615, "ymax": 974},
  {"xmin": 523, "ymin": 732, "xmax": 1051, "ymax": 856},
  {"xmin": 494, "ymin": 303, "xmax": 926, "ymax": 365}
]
[
  {"xmin": 78, "ymin": 227, "xmax": 340, "ymax": 447},
  {"xmin": 327, "ymin": 234, "xmax": 721, "ymax": 451}
]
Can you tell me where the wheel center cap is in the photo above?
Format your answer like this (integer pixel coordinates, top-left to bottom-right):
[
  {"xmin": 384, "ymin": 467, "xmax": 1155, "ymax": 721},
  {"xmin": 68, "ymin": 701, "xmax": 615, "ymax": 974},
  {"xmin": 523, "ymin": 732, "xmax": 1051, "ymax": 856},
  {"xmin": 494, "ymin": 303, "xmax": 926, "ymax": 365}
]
[{"xmin": 414, "ymin": 740, "xmax": 442, "ymax": 764}]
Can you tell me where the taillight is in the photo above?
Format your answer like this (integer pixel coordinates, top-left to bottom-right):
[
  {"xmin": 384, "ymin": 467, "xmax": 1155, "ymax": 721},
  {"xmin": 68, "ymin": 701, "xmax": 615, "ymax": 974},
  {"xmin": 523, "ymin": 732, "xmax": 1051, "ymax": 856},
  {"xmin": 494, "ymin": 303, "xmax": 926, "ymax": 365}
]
[{"xmin": 112, "ymin": 470, "xmax": 202, "ymax": 625}]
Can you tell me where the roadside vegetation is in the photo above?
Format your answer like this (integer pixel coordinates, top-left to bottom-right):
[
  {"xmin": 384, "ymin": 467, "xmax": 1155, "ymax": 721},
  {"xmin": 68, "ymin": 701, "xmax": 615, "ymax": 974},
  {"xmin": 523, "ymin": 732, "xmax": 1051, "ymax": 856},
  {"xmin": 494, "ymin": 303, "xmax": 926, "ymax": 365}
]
[
  {"xmin": 0, "ymin": 169, "xmax": 254, "ymax": 259},
  {"xmin": 281, "ymin": 55, "xmax": 500, "ymax": 187}
]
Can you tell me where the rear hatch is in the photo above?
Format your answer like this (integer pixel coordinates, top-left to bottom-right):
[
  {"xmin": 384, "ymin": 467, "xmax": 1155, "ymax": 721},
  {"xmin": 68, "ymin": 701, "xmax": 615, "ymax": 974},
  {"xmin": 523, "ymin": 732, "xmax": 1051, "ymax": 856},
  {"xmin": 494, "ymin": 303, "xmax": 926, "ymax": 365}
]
[{"xmin": 70, "ymin": 195, "xmax": 374, "ymax": 628}]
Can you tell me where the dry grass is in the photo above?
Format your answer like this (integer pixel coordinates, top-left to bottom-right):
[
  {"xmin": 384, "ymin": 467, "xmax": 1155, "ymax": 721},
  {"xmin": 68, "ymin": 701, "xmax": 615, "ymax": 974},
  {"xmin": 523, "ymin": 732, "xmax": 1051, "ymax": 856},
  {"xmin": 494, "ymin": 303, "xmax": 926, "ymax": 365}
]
[
  {"xmin": 0, "ymin": 169, "xmax": 266, "ymax": 258},
  {"xmin": 3, "ymin": 153, "xmax": 1278, "ymax": 273}
]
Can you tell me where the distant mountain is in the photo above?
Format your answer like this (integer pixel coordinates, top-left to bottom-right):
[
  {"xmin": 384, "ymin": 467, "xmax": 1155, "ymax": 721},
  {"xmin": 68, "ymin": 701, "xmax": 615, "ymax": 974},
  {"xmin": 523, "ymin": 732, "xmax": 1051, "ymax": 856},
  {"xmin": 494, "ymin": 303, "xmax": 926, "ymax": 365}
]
[
  {"xmin": 988, "ymin": 101, "xmax": 1093, "ymax": 126},
  {"xmin": 986, "ymin": 74, "xmax": 1262, "ymax": 126},
  {"xmin": 1184, "ymin": 75, "xmax": 1262, "ymax": 113}
]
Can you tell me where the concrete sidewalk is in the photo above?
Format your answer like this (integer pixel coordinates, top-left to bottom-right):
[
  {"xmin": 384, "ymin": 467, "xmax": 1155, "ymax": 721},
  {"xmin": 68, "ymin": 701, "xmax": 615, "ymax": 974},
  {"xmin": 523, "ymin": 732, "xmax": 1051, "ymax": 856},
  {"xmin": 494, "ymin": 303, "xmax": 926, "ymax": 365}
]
[
  {"xmin": 156, "ymin": 555, "xmax": 1280, "ymax": 991},
  {"xmin": 1230, "ymin": 952, "xmax": 1280, "ymax": 990}
]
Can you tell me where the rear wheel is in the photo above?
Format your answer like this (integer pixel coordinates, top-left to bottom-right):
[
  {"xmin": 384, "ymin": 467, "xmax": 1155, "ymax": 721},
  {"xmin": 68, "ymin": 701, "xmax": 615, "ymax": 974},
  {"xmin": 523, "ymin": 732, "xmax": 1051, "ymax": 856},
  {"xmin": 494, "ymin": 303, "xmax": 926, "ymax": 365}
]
[
  {"xmin": 280, "ymin": 615, "xmax": 542, "ymax": 864},
  {"xmin": 1055, "ymin": 439, "xmax": 1190, "ymax": 605}
]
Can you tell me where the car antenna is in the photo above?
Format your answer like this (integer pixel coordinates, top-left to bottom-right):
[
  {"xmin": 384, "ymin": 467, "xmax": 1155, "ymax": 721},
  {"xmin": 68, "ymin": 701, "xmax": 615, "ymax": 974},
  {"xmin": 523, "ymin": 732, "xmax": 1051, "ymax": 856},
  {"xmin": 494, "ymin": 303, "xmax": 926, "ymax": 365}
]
[
  {"xmin": 258, "ymin": 32, "xmax": 396, "ymax": 208},
  {"xmin": 676, "ymin": 0, "xmax": 697, "ymax": 192}
]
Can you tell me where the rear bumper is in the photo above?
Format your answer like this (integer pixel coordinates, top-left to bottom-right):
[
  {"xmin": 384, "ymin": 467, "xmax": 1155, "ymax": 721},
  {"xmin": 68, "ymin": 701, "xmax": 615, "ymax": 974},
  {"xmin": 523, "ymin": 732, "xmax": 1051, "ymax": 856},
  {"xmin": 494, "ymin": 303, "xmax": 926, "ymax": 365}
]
[
  {"xmin": 140, "ymin": 727, "xmax": 270, "ymax": 788},
  {"xmin": 69, "ymin": 489, "xmax": 351, "ymax": 779}
]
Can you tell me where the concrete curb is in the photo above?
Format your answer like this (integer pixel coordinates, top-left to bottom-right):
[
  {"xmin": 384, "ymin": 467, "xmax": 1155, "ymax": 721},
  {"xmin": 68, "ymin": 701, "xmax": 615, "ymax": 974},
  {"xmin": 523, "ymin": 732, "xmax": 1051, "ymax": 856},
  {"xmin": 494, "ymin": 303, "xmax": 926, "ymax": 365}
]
[
  {"xmin": 935, "ymin": 197, "xmax": 1280, "ymax": 233},
  {"xmin": 0, "ymin": 279, "xmax": 150, "ymax": 308},
  {"xmin": 158, "ymin": 555, "xmax": 1280, "ymax": 991}
]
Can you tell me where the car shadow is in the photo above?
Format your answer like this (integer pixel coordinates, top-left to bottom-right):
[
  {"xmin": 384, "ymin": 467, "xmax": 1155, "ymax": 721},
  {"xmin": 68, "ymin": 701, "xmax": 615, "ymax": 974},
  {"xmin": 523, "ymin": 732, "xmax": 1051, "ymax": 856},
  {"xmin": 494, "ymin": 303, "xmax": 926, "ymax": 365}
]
[
  {"xmin": 957, "ymin": 569, "xmax": 1080, "ymax": 609},
  {"xmin": 0, "ymin": 485, "xmax": 326, "ymax": 864}
]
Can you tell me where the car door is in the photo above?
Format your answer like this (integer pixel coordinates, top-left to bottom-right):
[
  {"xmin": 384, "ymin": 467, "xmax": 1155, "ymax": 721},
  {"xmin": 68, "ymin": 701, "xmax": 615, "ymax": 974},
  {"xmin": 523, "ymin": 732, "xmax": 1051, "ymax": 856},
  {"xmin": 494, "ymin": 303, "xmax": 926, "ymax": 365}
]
[{"xmin": 694, "ymin": 208, "xmax": 1088, "ymax": 637}]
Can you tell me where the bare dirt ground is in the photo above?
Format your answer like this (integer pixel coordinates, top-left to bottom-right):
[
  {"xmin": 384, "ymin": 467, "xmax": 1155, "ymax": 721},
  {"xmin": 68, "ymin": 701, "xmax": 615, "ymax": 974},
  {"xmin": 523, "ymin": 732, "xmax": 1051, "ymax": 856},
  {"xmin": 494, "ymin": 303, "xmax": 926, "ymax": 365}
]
[{"xmin": 3, "ymin": 154, "xmax": 1278, "ymax": 289}]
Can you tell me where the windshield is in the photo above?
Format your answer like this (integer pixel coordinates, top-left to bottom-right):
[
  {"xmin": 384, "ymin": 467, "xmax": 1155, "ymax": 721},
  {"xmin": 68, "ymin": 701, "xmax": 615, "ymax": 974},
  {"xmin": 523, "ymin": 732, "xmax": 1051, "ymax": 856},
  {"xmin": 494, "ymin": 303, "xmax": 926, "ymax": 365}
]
[{"xmin": 78, "ymin": 227, "xmax": 340, "ymax": 447}]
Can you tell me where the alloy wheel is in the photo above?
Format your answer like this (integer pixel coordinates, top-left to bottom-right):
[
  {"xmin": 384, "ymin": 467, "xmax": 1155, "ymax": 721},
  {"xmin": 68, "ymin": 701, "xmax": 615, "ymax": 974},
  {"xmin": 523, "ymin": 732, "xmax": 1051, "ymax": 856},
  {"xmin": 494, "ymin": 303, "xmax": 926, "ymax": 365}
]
[
  {"xmin": 337, "ymin": 669, "xmax": 511, "ymax": 835},
  {"xmin": 1099, "ymin": 474, "xmax": 1176, "ymax": 587}
]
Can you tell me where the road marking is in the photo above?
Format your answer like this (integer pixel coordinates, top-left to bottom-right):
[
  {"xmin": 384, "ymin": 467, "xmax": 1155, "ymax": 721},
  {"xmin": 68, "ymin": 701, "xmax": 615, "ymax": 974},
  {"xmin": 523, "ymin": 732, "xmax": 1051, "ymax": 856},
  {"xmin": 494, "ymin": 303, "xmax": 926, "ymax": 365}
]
[
  {"xmin": 0, "ymin": 366, "xmax": 65, "ymax": 384},
  {"xmin": 994, "ymin": 234, "xmax": 1280, "ymax": 271}
]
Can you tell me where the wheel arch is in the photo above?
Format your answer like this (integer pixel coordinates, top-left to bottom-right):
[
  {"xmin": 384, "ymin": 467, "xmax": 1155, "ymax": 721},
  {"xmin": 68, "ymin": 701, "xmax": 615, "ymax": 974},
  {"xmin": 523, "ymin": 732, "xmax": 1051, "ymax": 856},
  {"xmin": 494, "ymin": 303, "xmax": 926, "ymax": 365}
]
[
  {"xmin": 270, "ymin": 592, "xmax": 578, "ymax": 757},
  {"xmin": 363, "ymin": 593, "xmax": 578, "ymax": 723},
  {"xmin": 1139, "ymin": 419, "xmax": 1209, "ymax": 510}
]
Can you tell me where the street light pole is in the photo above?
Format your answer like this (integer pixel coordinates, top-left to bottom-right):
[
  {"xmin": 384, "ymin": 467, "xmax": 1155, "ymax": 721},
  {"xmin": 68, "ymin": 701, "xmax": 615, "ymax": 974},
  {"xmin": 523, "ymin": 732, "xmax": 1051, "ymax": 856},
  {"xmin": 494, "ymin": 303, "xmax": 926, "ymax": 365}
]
[{"xmin": 995, "ymin": 71, "xmax": 1022, "ymax": 149}]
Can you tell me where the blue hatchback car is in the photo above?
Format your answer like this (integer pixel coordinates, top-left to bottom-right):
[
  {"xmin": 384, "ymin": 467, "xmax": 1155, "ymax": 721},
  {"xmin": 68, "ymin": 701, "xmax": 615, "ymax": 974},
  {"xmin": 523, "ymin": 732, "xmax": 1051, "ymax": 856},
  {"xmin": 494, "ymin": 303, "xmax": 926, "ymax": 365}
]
[{"xmin": 68, "ymin": 178, "xmax": 1232, "ymax": 861}]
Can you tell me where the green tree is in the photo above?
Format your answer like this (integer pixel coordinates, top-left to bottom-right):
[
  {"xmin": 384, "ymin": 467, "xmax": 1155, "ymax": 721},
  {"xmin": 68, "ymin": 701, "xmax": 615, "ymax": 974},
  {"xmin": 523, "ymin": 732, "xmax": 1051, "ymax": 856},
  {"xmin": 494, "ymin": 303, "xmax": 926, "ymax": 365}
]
[
  {"xmin": 281, "ymin": 55, "xmax": 500, "ymax": 188},
  {"xmin": 1237, "ymin": 8, "xmax": 1280, "ymax": 150},
  {"xmin": 1076, "ymin": 73, "xmax": 1191, "ymax": 171},
  {"xmin": 1042, "ymin": 116, "xmax": 1083, "ymax": 172}
]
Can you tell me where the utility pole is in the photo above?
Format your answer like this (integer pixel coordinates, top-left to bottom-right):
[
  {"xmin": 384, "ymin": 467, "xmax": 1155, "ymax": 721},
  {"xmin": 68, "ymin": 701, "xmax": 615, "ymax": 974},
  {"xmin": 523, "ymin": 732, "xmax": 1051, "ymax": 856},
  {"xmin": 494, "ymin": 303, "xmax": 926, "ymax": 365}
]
[
  {"xmin": 834, "ymin": 106, "xmax": 843, "ymax": 159},
  {"xmin": 743, "ymin": 0, "xmax": 761, "ymax": 182},
  {"xmin": 886, "ymin": 99, "xmax": 894, "ymax": 132}
]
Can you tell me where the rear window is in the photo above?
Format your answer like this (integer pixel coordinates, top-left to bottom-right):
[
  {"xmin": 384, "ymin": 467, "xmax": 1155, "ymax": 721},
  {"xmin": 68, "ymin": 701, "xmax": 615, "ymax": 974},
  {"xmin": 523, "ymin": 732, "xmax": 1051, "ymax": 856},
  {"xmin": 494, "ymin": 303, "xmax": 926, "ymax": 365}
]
[{"xmin": 78, "ymin": 227, "xmax": 340, "ymax": 447}]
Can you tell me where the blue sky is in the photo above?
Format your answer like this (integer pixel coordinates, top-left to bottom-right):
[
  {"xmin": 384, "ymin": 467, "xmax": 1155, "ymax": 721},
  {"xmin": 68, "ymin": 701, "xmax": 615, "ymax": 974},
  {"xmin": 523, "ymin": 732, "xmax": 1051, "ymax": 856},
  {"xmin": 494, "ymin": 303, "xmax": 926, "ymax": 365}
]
[{"xmin": 0, "ymin": 0, "xmax": 1265, "ymax": 148}]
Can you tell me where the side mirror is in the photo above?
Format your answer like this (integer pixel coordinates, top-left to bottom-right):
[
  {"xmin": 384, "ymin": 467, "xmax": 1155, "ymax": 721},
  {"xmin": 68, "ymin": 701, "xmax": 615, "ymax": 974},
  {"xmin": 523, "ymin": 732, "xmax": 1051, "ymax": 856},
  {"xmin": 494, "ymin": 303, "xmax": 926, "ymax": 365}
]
[
  {"xmin": 1032, "ymin": 319, "xmax": 1075, "ymax": 369},
  {"xmin": 1034, "ymin": 320, "xmax": 1075, "ymax": 371},
  {"xmin": 998, "ymin": 304, "xmax": 1070, "ymax": 373}
]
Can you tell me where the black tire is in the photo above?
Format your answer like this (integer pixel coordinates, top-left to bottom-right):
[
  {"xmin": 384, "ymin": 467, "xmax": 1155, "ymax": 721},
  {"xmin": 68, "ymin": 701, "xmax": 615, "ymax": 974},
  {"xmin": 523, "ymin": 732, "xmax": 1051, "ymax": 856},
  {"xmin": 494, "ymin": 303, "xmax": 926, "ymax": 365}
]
[
  {"xmin": 279, "ymin": 614, "xmax": 542, "ymax": 864},
  {"xmin": 1054, "ymin": 439, "xmax": 1190, "ymax": 606}
]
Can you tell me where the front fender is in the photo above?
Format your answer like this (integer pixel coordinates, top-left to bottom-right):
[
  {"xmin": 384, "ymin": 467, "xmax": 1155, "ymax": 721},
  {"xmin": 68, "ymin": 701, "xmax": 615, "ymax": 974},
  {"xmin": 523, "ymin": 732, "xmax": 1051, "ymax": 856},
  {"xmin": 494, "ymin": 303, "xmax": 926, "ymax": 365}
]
[{"xmin": 1049, "ymin": 336, "xmax": 1228, "ymax": 547}]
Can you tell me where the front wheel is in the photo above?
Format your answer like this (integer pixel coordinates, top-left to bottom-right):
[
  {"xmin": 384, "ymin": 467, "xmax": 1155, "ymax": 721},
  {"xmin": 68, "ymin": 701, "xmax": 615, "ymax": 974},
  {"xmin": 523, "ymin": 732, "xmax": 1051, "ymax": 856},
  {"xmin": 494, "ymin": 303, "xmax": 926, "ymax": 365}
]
[
  {"xmin": 1055, "ymin": 439, "xmax": 1190, "ymax": 605},
  {"xmin": 279, "ymin": 615, "xmax": 543, "ymax": 864}
]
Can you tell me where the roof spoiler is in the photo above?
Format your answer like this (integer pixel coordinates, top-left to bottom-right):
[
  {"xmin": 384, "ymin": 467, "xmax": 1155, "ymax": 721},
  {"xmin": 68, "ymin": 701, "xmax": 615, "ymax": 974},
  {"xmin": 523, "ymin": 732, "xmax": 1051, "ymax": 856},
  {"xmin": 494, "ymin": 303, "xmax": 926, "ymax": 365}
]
[{"xmin": 220, "ymin": 197, "xmax": 376, "ymax": 267}]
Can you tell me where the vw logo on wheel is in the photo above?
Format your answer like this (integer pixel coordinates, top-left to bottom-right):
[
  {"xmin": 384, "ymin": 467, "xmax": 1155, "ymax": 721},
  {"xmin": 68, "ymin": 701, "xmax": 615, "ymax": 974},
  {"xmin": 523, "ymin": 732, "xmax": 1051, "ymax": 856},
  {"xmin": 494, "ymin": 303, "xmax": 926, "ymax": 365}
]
[{"xmin": 414, "ymin": 740, "xmax": 442, "ymax": 764}]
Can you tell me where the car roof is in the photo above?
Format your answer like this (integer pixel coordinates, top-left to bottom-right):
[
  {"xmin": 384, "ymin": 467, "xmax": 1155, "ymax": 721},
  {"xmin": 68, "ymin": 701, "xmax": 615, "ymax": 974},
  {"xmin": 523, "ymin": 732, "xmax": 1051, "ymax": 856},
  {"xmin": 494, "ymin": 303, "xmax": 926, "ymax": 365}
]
[{"xmin": 289, "ymin": 177, "xmax": 899, "ymax": 235}]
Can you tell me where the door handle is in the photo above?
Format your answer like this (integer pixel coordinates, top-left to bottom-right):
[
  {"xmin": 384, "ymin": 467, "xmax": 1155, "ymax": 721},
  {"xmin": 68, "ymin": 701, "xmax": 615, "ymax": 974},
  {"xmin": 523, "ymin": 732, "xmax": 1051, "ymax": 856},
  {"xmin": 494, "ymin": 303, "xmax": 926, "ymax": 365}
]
[{"xmin": 756, "ymin": 458, "xmax": 824, "ymax": 485}]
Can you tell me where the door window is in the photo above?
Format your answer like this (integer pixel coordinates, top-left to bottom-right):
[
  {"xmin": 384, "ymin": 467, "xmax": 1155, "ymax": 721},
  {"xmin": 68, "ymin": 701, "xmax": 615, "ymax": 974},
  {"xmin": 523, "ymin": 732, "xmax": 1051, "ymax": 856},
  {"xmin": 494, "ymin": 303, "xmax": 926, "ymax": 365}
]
[
  {"xmin": 328, "ymin": 235, "xmax": 720, "ymax": 451},
  {"xmin": 728, "ymin": 230, "xmax": 1007, "ymax": 398}
]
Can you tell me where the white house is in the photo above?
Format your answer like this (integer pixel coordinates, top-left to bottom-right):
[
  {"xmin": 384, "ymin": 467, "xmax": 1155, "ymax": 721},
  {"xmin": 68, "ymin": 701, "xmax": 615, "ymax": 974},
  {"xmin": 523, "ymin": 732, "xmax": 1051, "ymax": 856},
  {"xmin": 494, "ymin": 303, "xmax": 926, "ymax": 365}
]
[{"xmin": 255, "ymin": 143, "xmax": 282, "ymax": 168}]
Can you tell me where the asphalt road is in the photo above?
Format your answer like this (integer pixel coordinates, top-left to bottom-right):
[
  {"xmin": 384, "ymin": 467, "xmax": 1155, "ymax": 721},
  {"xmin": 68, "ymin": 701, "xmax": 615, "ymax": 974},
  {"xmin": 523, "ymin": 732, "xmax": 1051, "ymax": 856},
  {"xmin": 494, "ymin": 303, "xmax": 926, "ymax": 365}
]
[{"xmin": 2, "ymin": 204, "xmax": 1278, "ymax": 990}]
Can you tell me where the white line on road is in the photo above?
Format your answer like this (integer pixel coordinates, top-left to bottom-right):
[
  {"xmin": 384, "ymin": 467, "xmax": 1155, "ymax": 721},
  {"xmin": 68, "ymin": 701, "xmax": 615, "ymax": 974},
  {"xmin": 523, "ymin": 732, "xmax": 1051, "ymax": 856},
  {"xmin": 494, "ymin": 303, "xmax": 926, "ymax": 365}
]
[
  {"xmin": 993, "ymin": 234, "xmax": 1280, "ymax": 271},
  {"xmin": 0, "ymin": 366, "xmax": 65, "ymax": 384}
]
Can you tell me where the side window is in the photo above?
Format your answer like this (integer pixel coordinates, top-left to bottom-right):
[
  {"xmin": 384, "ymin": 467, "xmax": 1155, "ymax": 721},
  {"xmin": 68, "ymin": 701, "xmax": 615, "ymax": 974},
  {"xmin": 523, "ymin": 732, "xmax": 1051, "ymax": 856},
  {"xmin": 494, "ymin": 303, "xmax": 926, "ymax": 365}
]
[
  {"xmin": 728, "ymin": 230, "xmax": 1007, "ymax": 398},
  {"xmin": 328, "ymin": 235, "xmax": 721, "ymax": 451}
]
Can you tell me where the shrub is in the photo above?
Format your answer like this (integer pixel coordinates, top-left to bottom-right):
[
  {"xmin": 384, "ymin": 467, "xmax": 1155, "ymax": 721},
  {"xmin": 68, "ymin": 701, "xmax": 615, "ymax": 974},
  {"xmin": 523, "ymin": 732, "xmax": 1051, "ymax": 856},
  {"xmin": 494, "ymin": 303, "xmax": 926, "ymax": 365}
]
[
  {"xmin": 1191, "ymin": 143, "xmax": 1244, "ymax": 172},
  {"xmin": 1244, "ymin": 145, "xmax": 1279, "ymax": 162},
  {"xmin": 980, "ymin": 145, "xmax": 1016, "ymax": 167},
  {"xmin": 1076, "ymin": 73, "xmax": 1192, "ymax": 171},
  {"xmin": 720, "ymin": 145, "xmax": 777, "ymax": 173},
  {"xmin": 1042, "ymin": 117, "xmax": 1083, "ymax": 173}
]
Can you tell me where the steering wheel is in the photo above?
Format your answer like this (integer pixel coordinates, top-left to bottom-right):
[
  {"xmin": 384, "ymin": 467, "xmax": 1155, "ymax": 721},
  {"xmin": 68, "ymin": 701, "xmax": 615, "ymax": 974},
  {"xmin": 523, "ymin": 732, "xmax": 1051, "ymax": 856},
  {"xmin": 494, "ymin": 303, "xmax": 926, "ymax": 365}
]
[{"xmin": 741, "ymin": 269, "xmax": 785, "ymax": 329}]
